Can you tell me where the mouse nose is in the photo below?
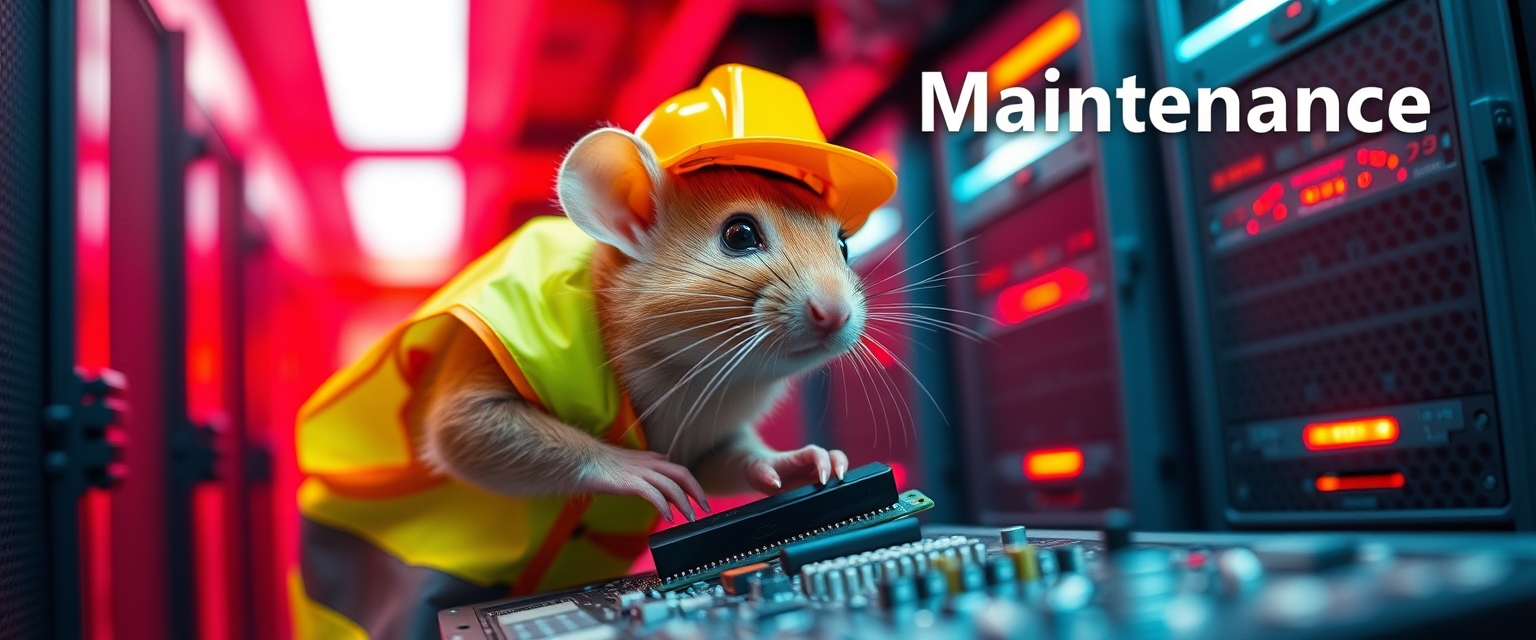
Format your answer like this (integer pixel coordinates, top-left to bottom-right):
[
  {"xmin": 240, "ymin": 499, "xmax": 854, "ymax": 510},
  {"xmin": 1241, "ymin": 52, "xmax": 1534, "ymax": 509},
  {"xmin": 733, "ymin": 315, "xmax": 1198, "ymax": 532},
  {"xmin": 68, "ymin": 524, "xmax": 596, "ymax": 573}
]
[{"xmin": 805, "ymin": 297, "xmax": 851, "ymax": 336}]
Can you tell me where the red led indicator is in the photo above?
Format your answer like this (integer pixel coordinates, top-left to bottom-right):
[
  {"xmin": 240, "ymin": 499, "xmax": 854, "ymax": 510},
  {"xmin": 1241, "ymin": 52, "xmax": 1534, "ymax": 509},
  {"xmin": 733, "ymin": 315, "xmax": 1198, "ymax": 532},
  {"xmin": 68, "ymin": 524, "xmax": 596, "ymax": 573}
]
[
  {"xmin": 1357, "ymin": 172, "xmax": 1372, "ymax": 188},
  {"xmin": 1025, "ymin": 447, "xmax": 1085, "ymax": 481},
  {"xmin": 1245, "ymin": 219, "xmax": 1260, "ymax": 235},
  {"xmin": 979, "ymin": 265, "xmax": 1010, "ymax": 291},
  {"xmin": 1304, "ymin": 416, "xmax": 1400, "ymax": 450},
  {"xmin": 1273, "ymin": 203, "xmax": 1288, "ymax": 220},
  {"xmin": 1397, "ymin": 167, "xmax": 1408, "ymax": 182},
  {"xmin": 995, "ymin": 267, "xmax": 1090, "ymax": 325},
  {"xmin": 1251, "ymin": 182, "xmax": 1284, "ymax": 215},
  {"xmin": 1286, "ymin": 1, "xmax": 1303, "ymax": 18},
  {"xmin": 1316, "ymin": 472, "xmax": 1406, "ymax": 492},
  {"xmin": 1210, "ymin": 153, "xmax": 1267, "ymax": 193}
]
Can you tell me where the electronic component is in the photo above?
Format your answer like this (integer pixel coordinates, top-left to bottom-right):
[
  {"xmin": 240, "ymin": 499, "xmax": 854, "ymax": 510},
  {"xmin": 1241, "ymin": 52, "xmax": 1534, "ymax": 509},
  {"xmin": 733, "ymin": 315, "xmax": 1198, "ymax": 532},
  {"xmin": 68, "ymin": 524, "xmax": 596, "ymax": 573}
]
[
  {"xmin": 1157, "ymin": 0, "xmax": 1536, "ymax": 526},
  {"xmin": 646, "ymin": 462, "xmax": 933, "ymax": 589},
  {"xmin": 779, "ymin": 517, "xmax": 921, "ymax": 574},
  {"xmin": 441, "ymin": 524, "xmax": 1536, "ymax": 639}
]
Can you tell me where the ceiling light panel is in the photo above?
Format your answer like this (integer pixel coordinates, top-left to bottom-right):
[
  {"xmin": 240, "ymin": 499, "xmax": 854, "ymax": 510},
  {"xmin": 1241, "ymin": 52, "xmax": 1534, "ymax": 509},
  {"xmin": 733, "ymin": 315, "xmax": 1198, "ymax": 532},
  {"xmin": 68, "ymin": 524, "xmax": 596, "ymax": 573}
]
[
  {"xmin": 343, "ymin": 157, "xmax": 464, "ymax": 260},
  {"xmin": 307, "ymin": 0, "xmax": 468, "ymax": 150}
]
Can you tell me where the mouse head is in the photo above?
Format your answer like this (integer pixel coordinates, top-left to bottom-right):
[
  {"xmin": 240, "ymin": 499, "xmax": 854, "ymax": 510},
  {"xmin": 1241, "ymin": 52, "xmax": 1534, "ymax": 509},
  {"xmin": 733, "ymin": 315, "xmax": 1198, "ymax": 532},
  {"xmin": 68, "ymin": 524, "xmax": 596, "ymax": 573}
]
[{"xmin": 558, "ymin": 128, "xmax": 866, "ymax": 384}]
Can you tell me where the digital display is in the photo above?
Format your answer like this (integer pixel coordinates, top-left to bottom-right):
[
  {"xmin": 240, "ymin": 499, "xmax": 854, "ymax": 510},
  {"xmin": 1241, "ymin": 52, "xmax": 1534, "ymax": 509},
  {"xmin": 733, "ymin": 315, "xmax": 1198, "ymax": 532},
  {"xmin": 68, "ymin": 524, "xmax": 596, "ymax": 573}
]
[{"xmin": 1204, "ymin": 112, "xmax": 1459, "ymax": 249}]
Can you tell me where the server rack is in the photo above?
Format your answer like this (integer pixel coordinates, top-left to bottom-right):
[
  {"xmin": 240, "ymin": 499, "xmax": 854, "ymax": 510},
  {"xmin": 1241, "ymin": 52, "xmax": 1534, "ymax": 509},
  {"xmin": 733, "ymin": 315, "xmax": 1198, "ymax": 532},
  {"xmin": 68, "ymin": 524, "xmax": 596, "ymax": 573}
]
[
  {"xmin": 1151, "ymin": 0, "xmax": 1536, "ymax": 528},
  {"xmin": 933, "ymin": 0, "xmax": 1196, "ymax": 529}
]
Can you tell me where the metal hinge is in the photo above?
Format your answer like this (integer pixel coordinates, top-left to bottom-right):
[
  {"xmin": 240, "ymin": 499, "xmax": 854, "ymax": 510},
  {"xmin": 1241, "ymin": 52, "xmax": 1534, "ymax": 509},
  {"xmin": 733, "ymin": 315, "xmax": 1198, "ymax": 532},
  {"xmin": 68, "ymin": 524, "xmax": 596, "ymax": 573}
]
[
  {"xmin": 43, "ymin": 368, "xmax": 128, "ymax": 491},
  {"xmin": 1469, "ymin": 98, "xmax": 1516, "ymax": 163}
]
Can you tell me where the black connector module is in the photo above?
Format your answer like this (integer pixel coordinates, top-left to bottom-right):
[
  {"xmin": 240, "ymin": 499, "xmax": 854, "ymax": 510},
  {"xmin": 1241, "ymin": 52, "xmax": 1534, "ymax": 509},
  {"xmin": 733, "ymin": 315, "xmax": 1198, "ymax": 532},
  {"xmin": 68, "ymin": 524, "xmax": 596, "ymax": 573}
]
[{"xmin": 648, "ymin": 462, "xmax": 900, "ymax": 581}]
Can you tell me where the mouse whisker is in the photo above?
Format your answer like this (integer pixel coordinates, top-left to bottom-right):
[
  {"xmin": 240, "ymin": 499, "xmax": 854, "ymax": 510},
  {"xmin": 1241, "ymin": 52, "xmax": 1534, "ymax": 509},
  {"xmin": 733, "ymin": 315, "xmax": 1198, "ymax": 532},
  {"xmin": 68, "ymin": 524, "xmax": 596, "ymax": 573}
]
[
  {"xmin": 591, "ymin": 286, "xmax": 752, "ymax": 301},
  {"xmin": 753, "ymin": 252, "xmax": 794, "ymax": 290},
  {"xmin": 641, "ymin": 304, "xmax": 755, "ymax": 321},
  {"xmin": 666, "ymin": 326, "xmax": 772, "ymax": 457},
  {"xmin": 863, "ymin": 332, "xmax": 952, "ymax": 432},
  {"xmin": 864, "ymin": 311, "xmax": 991, "ymax": 342},
  {"xmin": 851, "ymin": 340, "xmax": 899, "ymax": 453},
  {"xmin": 863, "ymin": 264, "xmax": 979, "ymax": 299},
  {"xmin": 649, "ymin": 263, "xmax": 762, "ymax": 299},
  {"xmin": 838, "ymin": 341, "xmax": 883, "ymax": 452},
  {"xmin": 863, "ymin": 322, "xmax": 938, "ymax": 360},
  {"xmin": 858, "ymin": 234, "xmax": 978, "ymax": 295},
  {"xmin": 609, "ymin": 312, "xmax": 770, "ymax": 374},
  {"xmin": 635, "ymin": 320, "xmax": 765, "ymax": 428},
  {"xmin": 866, "ymin": 302, "xmax": 999, "ymax": 325},
  {"xmin": 852, "ymin": 211, "xmax": 937, "ymax": 290}
]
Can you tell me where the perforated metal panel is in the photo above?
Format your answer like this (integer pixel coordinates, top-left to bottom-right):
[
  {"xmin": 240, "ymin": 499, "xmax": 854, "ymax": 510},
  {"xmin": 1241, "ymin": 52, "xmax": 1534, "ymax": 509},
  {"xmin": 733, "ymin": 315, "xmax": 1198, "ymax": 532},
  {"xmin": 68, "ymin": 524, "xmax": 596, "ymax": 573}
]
[
  {"xmin": 1187, "ymin": 0, "xmax": 1509, "ymax": 514},
  {"xmin": 1190, "ymin": 0, "xmax": 1451, "ymax": 203},
  {"xmin": 967, "ymin": 174, "xmax": 1128, "ymax": 513},
  {"xmin": 0, "ymin": 0, "xmax": 57, "ymax": 630}
]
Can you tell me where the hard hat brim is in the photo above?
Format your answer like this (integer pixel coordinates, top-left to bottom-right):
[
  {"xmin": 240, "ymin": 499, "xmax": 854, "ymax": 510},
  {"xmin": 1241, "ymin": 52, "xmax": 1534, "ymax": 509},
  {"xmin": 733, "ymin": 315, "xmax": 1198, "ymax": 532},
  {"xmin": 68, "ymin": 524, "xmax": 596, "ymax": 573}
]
[{"xmin": 657, "ymin": 137, "xmax": 898, "ymax": 234}]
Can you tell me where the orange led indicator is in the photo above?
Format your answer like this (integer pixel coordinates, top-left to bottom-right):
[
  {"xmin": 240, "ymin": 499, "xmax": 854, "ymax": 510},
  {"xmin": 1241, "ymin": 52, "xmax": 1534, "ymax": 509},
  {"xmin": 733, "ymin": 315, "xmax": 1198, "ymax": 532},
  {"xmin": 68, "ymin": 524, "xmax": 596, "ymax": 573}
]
[
  {"xmin": 1303, "ymin": 416, "xmax": 1400, "ymax": 451},
  {"xmin": 1025, "ymin": 448, "xmax": 1085, "ymax": 481},
  {"xmin": 987, "ymin": 10, "xmax": 1081, "ymax": 93},
  {"xmin": 996, "ymin": 267, "xmax": 1090, "ymax": 325},
  {"xmin": 1316, "ymin": 472, "xmax": 1406, "ymax": 492}
]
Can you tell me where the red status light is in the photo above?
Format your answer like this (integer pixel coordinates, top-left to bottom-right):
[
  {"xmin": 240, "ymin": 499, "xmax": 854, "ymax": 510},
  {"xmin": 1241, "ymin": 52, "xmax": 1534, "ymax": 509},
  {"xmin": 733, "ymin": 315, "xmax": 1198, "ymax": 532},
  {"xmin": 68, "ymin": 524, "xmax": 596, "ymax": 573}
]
[
  {"xmin": 1300, "ymin": 176, "xmax": 1347, "ymax": 206},
  {"xmin": 1025, "ymin": 447, "xmax": 1084, "ymax": 481},
  {"xmin": 996, "ymin": 267, "xmax": 1090, "ymax": 325},
  {"xmin": 1316, "ymin": 472, "xmax": 1406, "ymax": 492},
  {"xmin": 1303, "ymin": 416, "xmax": 1400, "ymax": 451}
]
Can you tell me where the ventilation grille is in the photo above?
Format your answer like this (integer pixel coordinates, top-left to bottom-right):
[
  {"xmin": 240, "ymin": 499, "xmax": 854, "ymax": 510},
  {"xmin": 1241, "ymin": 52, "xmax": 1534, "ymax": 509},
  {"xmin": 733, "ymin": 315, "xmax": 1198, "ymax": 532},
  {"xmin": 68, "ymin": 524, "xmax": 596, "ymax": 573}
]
[
  {"xmin": 1190, "ymin": 0, "xmax": 1450, "ymax": 202},
  {"xmin": 1210, "ymin": 178, "xmax": 1492, "ymax": 423},
  {"xmin": 0, "ymin": 0, "xmax": 57, "ymax": 628}
]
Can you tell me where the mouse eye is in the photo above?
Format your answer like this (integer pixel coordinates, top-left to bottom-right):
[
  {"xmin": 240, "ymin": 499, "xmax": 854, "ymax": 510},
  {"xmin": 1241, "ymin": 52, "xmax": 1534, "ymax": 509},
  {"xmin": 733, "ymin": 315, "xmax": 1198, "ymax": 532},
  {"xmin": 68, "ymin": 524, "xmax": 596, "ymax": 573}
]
[
  {"xmin": 837, "ymin": 230, "xmax": 849, "ymax": 264},
  {"xmin": 720, "ymin": 214, "xmax": 765, "ymax": 254}
]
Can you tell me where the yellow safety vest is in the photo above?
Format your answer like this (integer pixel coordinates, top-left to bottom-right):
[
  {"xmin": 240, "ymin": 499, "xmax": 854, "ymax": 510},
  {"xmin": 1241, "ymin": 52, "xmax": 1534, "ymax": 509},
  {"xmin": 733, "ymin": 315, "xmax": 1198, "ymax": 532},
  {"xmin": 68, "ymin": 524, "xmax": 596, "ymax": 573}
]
[{"xmin": 289, "ymin": 217, "xmax": 659, "ymax": 640}]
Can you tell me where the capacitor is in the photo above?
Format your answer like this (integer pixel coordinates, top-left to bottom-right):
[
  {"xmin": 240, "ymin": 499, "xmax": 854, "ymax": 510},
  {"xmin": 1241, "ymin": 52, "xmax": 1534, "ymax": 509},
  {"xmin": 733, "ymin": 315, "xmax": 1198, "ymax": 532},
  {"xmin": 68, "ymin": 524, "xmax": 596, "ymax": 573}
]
[
  {"xmin": 1058, "ymin": 545, "xmax": 1087, "ymax": 573},
  {"xmin": 879, "ymin": 574, "xmax": 919, "ymax": 608},
  {"xmin": 1000, "ymin": 526, "xmax": 1028, "ymax": 546}
]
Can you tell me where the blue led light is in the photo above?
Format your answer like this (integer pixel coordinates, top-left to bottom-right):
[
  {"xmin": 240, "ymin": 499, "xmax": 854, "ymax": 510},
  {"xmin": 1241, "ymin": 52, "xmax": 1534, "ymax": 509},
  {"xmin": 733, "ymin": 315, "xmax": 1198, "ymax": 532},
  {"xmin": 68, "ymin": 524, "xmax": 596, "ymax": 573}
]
[
  {"xmin": 951, "ymin": 128, "xmax": 1075, "ymax": 204},
  {"xmin": 1175, "ymin": 0, "xmax": 1290, "ymax": 63}
]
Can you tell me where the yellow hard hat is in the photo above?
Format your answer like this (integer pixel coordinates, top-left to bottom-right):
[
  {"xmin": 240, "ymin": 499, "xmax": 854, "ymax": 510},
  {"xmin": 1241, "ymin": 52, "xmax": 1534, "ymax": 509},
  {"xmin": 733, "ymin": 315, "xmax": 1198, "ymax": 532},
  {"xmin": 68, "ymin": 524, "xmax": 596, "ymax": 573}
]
[{"xmin": 635, "ymin": 64, "xmax": 897, "ymax": 234}]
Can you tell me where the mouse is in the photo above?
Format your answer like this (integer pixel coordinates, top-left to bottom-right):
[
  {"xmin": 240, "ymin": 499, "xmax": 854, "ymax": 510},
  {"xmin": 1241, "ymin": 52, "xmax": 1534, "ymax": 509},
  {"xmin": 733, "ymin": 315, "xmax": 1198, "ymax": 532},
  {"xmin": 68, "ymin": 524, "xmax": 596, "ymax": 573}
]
[{"xmin": 415, "ymin": 127, "xmax": 868, "ymax": 523}]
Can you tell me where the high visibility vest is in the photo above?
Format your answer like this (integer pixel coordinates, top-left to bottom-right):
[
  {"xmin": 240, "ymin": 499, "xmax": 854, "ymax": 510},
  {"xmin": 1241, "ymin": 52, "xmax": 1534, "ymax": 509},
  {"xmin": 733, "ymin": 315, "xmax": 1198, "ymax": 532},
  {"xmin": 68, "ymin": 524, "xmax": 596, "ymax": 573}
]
[{"xmin": 289, "ymin": 217, "xmax": 659, "ymax": 640}]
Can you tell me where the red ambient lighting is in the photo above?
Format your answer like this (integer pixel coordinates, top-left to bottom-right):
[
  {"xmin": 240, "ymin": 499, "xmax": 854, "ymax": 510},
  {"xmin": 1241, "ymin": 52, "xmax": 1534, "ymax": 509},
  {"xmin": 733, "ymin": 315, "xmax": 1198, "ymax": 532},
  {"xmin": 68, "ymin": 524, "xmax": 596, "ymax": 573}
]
[
  {"xmin": 1303, "ymin": 416, "xmax": 1400, "ymax": 451},
  {"xmin": 1316, "ymin": 472, "xmax": 1406, "ymax": 492},
  {"xmin": 1024, "ymin": 448, "xmax": 1085, "ymax": 481},
  {"xmin": 995, "ymin": 267, "xmax": 1090, "ymax": 325}
]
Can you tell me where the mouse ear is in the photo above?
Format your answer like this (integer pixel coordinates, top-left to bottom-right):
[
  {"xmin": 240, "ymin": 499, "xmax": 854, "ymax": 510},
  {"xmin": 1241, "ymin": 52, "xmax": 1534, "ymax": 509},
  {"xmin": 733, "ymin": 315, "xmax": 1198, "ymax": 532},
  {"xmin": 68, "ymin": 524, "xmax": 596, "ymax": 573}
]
[{"xmin": 557, "ymin": 127, "xmax": 665, "ymax": 260}]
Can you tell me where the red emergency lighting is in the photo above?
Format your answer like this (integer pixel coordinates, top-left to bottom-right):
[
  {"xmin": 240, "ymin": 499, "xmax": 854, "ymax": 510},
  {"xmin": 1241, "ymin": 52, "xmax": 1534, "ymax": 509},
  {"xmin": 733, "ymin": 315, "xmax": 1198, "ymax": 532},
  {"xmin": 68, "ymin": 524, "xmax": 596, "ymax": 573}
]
[
  {"xmin": 996, "ymin": 267, "xmax": 1090, "ymax": 325},
  {"xmin": 1024, "ymin": 447, "xmax": 1084, "ymax": 481},
  {"xmin": 987, "ymin": 10, "xmax": 1081, "ymax": 93},
  {"xmin": 1303, "ymin": 416, "xmax": 1400, "ymax": 451},
  {"xmin": 1316, "ymin": 472, "xmax": 1406, "ymax": 492}
]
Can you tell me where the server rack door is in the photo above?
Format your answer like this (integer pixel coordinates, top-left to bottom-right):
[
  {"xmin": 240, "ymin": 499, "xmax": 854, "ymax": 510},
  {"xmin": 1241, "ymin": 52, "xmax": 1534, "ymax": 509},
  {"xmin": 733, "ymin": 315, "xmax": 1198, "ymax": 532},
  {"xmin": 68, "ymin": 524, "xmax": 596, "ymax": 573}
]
[
  {"xmin": 0, "ymin": 0, "xmax": 71, "ymax": 637},
  {"xmin": 1150, "ymin": 0, "xmax": 1536, "ymax": 528},
  {"xmin": 932, "ymin": 0, "xmax": 1194, "ymax": 529},
  {"xmin": 106, "ymin": 0, "xmax": 196, "ymax": 636}
]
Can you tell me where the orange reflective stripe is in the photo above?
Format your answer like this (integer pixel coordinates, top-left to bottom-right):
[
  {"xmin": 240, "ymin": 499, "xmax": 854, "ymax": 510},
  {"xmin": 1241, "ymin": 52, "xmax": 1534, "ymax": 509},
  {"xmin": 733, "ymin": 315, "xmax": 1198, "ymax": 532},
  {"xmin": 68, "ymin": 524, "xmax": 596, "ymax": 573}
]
[
  {"xmin": 311, "ymin": 461, "xmax": 446, "ymax": 500},
  {"xmin": 450, "ymin": 307, "xmax": 546, "ymax": 412},
  {"xmin": 510, "ymin": 495, "xmax": 591, "ymax": 597},
  {"xmin": 507, "ymin": 394, "xmax": 651, "ymax": 596}
]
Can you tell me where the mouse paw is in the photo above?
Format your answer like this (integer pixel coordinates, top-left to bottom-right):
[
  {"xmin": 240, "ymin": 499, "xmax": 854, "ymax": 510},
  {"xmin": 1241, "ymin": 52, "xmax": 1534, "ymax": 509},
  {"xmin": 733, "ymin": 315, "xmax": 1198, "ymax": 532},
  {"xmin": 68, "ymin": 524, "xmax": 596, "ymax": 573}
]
[
  {"xmin": 577, "ymin": 447, "xmax": 711, "ymax": 522},
  {"xmin": 745, "ymin": 445, "xmax": 849, "ymax": 494}
]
